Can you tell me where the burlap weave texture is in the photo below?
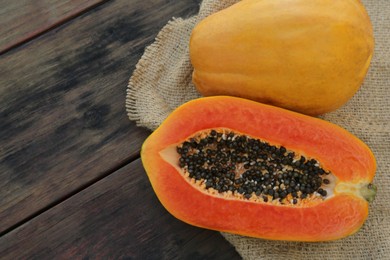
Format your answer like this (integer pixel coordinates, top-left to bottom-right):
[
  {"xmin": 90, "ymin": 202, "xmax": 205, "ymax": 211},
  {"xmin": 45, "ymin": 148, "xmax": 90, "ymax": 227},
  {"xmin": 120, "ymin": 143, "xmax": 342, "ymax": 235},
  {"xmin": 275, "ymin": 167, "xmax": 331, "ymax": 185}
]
[{"xmin": 126, "ymin": 1, "xmax": 390, "ymax": 259}]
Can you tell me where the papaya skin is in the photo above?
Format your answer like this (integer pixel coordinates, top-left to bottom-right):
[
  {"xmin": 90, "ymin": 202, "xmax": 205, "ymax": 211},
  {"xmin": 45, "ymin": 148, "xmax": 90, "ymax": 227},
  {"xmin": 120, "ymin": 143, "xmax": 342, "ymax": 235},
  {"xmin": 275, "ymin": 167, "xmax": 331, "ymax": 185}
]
[
  {"xmin": 190, "ymin": 0, "xmax": 374, "ymax": 115},
  {"xmin": 141, "ymin": 96, "xmax": 376, "ymax": 241}
]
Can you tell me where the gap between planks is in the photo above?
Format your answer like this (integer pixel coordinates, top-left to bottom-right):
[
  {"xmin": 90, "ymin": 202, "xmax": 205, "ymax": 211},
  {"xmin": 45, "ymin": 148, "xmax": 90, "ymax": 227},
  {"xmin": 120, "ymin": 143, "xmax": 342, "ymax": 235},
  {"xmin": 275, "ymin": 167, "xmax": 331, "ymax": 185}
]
[
  {"xmin": 0, "ymin": 153, "xmax": 141, "ymax": 237},
  {"xmin": 0, "ymin": 0, "xmax": 112, "ymax": 56}
]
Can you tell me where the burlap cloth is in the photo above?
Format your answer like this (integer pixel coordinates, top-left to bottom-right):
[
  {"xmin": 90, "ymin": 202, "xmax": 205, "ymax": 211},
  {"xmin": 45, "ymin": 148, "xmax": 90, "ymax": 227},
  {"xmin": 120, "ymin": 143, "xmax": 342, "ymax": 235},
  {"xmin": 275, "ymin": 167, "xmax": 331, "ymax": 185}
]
[{"xmin": 126, "ymin": 1, "xmax": 390, "ymax": 259}]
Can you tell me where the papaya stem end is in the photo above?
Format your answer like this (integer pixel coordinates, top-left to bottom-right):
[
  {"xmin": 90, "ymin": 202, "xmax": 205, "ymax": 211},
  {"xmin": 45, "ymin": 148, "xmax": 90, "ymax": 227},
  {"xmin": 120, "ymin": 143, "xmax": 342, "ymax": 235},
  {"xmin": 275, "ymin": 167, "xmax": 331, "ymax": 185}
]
[{"xmin": 361, "ymin": 183, "xmax": 377, "ymax": 203}]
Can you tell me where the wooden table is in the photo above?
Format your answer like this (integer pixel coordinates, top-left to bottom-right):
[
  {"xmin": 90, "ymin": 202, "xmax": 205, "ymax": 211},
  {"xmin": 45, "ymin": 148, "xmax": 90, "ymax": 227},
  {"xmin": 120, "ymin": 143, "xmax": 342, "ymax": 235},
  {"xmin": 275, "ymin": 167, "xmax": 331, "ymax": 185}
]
[{"xmin": 0, "ymin": 1, "xmax": 241, "ymax": 258}]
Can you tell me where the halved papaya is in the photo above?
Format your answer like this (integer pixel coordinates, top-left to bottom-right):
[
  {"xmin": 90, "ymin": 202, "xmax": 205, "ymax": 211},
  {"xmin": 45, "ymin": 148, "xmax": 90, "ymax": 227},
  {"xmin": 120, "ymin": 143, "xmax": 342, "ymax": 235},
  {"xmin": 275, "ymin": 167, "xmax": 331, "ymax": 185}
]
[{"xmin": 141, "ymin": 96, "xmax": 376, "ymax": 242}]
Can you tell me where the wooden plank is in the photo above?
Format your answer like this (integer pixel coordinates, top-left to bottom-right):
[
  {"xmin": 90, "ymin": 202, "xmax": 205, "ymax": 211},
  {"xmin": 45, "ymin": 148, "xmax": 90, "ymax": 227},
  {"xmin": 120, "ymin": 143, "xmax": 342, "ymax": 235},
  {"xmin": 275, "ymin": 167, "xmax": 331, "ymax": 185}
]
[
  {"xmin": 0, "ymin": 0, "xmax": 108, "ymax": 54},
  {"xmin": 0, "ymin": 159, "xmax": 241, "ymax": 259},
  {"xmin": 0, "ymin": 0, "xmax": 201, "ymax": 234}
]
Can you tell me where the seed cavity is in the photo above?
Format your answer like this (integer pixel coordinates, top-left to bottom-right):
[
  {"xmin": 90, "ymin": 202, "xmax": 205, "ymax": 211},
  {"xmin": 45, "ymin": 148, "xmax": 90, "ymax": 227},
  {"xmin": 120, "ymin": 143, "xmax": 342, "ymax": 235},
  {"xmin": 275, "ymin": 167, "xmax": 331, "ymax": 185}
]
[{"xmin": 174, "ymin": 129, "xmax": 335, "ymax": 206}]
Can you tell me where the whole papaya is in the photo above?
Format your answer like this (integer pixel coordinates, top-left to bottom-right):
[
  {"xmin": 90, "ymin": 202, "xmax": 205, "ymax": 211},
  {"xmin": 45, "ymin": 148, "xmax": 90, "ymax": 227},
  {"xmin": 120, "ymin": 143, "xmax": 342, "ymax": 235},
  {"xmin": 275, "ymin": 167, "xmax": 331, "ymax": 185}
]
[{"xmin": 190, "ymin": 0, "xmax": 374, "ymax": 115}]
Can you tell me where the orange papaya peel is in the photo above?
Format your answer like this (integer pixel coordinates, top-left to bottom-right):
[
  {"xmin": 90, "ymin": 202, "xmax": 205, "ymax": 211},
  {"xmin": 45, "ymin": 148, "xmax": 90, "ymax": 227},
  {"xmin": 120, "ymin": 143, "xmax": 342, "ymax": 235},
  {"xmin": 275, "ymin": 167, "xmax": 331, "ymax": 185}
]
[{"xmin": 190, "ymin": 0, "xmax": 374, "ymax": 115}]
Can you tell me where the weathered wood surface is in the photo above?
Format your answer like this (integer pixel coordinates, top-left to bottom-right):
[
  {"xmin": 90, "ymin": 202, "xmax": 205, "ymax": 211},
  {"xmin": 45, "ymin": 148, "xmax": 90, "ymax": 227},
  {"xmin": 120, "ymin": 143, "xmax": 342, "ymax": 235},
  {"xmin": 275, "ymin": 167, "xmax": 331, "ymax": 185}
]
[
  {"xmin": 0, "ymin": 159, "xmax": 240, "ymax": 259},
  {"xmin": 0, "ymin": 0, "xmax": 199, "ymax": 234},
  {"xmin": 0, "ymin": 0, "xmax": 107, "ymax": 54}
]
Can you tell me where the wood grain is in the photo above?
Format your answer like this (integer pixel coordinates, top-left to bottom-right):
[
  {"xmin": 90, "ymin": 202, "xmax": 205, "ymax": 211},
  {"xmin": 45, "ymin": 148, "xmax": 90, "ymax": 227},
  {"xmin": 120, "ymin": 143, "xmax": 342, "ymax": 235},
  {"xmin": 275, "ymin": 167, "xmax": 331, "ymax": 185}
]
[
  {"xmin": 0, "ymin": 0, "xmax": 201, "ymax": 234},
  {"xmin": 0, "ymin": 0, "xmax": 108, "ymax": 54},
  {"xmin": 0, "ymin": 159, "xmax": 241, "ymax": 259}
]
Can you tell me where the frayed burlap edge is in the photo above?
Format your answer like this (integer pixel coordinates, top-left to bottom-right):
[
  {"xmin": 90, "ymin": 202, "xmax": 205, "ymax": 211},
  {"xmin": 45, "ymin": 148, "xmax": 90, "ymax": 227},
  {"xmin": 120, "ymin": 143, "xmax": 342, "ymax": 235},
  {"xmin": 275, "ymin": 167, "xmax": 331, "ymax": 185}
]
[{"xmin": 126, "ymin": 17, "xmax": 199, "ymax": 130}]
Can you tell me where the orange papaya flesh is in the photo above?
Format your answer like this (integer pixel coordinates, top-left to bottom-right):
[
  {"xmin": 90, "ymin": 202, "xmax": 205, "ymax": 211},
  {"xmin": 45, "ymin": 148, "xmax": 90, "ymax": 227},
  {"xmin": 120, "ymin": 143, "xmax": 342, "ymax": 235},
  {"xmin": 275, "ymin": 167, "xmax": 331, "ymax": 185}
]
[{"xmin": 141, "ymin": 96, "xmax": 376, "ymax": 242}]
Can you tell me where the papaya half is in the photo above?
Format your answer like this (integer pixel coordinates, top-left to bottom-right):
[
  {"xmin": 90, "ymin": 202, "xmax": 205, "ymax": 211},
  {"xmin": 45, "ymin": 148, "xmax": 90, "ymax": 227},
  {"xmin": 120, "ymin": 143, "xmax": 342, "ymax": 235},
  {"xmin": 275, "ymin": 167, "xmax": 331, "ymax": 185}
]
[
  {"xmin": 189, "ymin": 0, "xmax": 374, "ymax": 115},
  {"xmin": 141, "ymin": 96, "xmax": 377, "ymax": 242}
]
